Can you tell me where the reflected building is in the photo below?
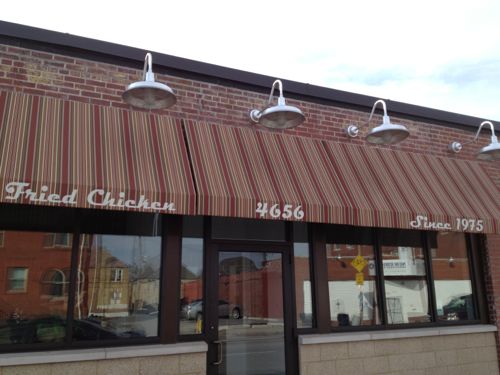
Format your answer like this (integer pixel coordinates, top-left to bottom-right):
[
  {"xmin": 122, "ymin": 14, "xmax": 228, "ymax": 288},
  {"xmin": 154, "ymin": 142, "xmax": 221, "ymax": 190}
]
[{"xmin": 0, "ymin": 231, "xmax": 72, "ymax": 322}]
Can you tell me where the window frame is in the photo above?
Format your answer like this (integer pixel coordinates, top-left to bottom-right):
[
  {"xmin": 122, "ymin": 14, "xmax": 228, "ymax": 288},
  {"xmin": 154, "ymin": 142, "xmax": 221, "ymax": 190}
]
[
  {"xmin": 0, "ymin": 205, "xmax": 178, "ymax": 353},
  {"xmin": 40, "ymin": 268, "xmax": 68, "ymax": 297},
  {"xmin": 312, "ymin": 224, "xmax": 485, "ymax": 333},
  {"xmin": 7, "ymin": 267, "xmax": 29, "ymax": 293},
  {"xmin": 0, "ymin": 202, "xmax": 489, "ymax": 354}
]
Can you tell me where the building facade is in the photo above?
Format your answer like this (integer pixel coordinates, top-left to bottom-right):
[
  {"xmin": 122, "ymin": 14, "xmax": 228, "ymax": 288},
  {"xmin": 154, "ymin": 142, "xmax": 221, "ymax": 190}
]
[{"xmin": 0, "ymin": 21, "xmax": 499, "ymax": 375}]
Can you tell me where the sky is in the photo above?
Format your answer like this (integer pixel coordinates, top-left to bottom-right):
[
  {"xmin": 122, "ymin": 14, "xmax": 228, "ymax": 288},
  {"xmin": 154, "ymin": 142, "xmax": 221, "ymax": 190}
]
[{"xmin": 2, "ymin": 1, "xmax": 500, "ymax": 121}]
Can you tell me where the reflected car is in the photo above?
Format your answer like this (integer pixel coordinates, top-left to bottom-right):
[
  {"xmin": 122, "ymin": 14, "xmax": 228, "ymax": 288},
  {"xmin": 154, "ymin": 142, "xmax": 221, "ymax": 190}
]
[
  {"xmin": 442, "ymin": 294, "xmax": 474, "ymax": 320},
  {"xmin": 135, "ymin": 303, "xmax": 159, "ymax": 315},
  {"xmin": 180, "ymin": 299, "xmax": 242, "ymax": 320},
  {"xmin": 73, "ymin": 318, "xmax": 145, "ymax": 340},
  {"xmin": 1, "ymin": 316, "xmax": 66, "ymax": 344}
]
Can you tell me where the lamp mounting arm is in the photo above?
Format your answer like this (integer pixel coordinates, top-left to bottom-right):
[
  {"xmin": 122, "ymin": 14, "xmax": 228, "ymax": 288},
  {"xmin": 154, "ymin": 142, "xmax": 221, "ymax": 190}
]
[
  {"xmin": 471, "ymin": 121, "xmax": 497, "ymax": 143},
  {"xmin": 449, "ymin": 120, "xmax": 499, "ymax": 153},
  {"xmin": 367, "ymin": 99, "xmax": 388, "ymax": 124},
  {"xmin": 458, "ymin": 121, "xmax": 497, "ymax": 147},
  {"xmin": 359, "ymin": 99, "xmax": 389, "ymax": 131},
  {"xmin": 143, "ymin": 53, "xmax": 155, "ymax": 82},
  {"xmin": 267, "ymin": 79, "xmax": 286, "ymax": 106},
  {"xmin": 346, "ymin": 99, "xmax": 390, "ymax": 138}
]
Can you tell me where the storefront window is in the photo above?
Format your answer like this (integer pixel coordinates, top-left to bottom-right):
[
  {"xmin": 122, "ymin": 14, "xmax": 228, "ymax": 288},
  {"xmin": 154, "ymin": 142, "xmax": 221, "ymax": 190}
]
[
  {"xmin": 0, "ymin": 231, "xmax": 71, "ymax": 345},
  {"xmin": 179, "ymin": 216, "xmax": 204, "ymax": 335},
  {"xmin": 327, "ymin": 226, "xmax": 380, "ymax": 327},
  {"xmin": 73, "ymin": 233, "xmax": 161, "ymax": 341},
  {"xmin": 430, "ymin": 232, "xmax": 475, "ymax": 321},
  {"xmin": 293, "ymin": 223, "xmax": 313, "ymax": 328},
  {"xmin": 380, "ymin": 229, "xmax": 430, "ymax": 325},
  {"xmin": 74, "ymin": 210, "xmax": 161, "ymax": 341}
]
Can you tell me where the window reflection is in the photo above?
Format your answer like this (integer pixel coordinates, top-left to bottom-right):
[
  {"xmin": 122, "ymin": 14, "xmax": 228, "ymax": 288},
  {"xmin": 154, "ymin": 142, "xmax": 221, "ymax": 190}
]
[
  {"xmin": 40, "ymin": 269, "xmax": 69, "ymax": 296},
  {"xmin": 327, "ymin": 244, "xmax": 380, "ymax": 327},
  {"xmin": 380, "ymin": 230, "xmax": 430, "ymax": 324},
  {"xmin": 73, "ymin": 234, "xmax": 161, "ymax": 341},
  {"xmin": 179, "ymin": 216, "xmax": 204, "ymax": 335},
  {"xmin": 179, "ymin": 238, "xmax": 204, "ymax": 334},
  {"xmin": 431, "ymin": 232, "xmax": 475, "ymax": 321},
  {"xmin": 327, "ymin": 226, "xmax": 379, "ymax": 327},
  {"xmin": 294, "ymin": 222, "xmax": 313, "ymax": 328},
  {"xmin": 0, "ymin": 231, "xmax": 71, "ymax": 345}
]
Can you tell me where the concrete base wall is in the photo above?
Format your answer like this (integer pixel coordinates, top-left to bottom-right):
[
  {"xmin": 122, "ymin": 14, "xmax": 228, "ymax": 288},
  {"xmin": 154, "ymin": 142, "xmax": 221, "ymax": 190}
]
[
  {"xmin": 0, "ymin": 343, "xmax": 207, "ymax": 375},
  {"xmin": 299, "ymin": 326, "xmax": 499, "ymax": 375},
  {"xmin": 0, "ymin": 353, "xmax": 205, "ymax": 375}
]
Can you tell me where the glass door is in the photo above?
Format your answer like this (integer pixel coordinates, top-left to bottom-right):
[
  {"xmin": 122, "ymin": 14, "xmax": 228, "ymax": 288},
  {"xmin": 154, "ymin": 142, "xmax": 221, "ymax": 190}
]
[{"xmin": 207, "ymin": 249, "xmax": 288, "ymax": 375}]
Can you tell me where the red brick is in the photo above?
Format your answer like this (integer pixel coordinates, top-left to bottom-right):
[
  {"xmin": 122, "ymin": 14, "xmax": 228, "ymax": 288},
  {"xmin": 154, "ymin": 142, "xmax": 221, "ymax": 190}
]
[{"xmin": 64, "ymin": 76, "xmax": 85, "ymax": 84}]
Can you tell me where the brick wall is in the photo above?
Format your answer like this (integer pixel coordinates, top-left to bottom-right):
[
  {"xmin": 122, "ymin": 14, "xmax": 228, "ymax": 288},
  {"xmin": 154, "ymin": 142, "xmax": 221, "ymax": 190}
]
[
  {"xmin": 485, "ymin": 234, "xmax": 500, "ymax": 357},
  {"xmin": 0, "ymin": 43, "xmax": 498, "ymax": 165}
]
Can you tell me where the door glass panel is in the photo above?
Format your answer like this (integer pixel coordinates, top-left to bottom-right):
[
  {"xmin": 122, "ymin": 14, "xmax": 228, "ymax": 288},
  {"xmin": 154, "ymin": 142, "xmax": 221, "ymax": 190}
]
[{"xmin": 217, "ymin": 251, "xmax": 285, "ymax": 375}]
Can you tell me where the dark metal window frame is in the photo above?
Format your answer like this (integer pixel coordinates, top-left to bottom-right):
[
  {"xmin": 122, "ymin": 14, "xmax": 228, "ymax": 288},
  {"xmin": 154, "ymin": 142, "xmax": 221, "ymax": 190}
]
[
  {"xmin": 0, "ymin": 204, "xmax": 489, "ymax": 354},
  {"xmin": 311, "ymin": 224, "xmax": 486, "ymax": 334},
  {"xmin": 0, "ymin": 207, "xmax": 181, "ymax": 353}
]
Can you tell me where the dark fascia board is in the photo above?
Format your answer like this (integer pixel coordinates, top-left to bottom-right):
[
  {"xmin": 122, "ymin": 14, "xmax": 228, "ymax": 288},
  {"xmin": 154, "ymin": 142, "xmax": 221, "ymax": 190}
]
[{"xmin": 0, "ymin": 20, "xmax": 498, "ymax": 132}]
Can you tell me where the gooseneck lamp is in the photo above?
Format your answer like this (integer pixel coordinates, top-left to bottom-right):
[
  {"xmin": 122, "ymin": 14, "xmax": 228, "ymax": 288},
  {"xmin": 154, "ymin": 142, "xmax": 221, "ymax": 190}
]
[
  {"xmin": 346, "ymin": 99, "xmax": 410, "ymax": 145},
  {"xmin": 250, "ymin": 79, "xmax": 305, "ymax": 129},
  {"xmin": 449, "ymin": 120, "xmax": 500, "ymax": 161},
  {"xmin": 122, "ymin": 53, "xmax": 177, "ymax": 110}
]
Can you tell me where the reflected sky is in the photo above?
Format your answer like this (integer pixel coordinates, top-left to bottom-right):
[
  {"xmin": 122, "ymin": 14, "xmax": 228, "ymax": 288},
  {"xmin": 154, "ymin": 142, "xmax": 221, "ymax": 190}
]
[
  {"xmin": 182, "ymin": 238, "xmax": 203, "ymax": 276},
  {"xmin": 86, "ymin": 235, "xmax": 161, "ymax": 266}
]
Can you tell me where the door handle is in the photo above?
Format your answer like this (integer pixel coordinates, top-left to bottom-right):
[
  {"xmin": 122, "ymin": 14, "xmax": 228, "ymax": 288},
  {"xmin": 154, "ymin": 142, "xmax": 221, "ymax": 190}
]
[{"xmin": 213, "ymin": 340, "xmax": 223, "ymax": 365}]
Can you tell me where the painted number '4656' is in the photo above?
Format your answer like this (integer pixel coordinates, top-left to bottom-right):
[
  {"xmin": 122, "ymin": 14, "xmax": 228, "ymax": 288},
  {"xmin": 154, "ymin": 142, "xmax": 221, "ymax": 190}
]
[{"xmin": 256, "ymin": 202, "xmax": 304, "ymax": 220}]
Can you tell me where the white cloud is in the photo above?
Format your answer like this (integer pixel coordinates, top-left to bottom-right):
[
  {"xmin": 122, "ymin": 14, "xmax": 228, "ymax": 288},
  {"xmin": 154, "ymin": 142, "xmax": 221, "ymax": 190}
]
[{"xmin": 2, "ymin": 0, "xmax": 500, "ymax": 120}]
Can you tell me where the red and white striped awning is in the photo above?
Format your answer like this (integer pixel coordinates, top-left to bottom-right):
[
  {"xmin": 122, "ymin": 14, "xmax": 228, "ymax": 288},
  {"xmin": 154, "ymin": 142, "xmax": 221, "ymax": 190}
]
[
  {"xmin": 185, "ymin": 121, "xmax": 500, "ymax": 234},
  {"xmin": 1, "ymin": 91, "xmax": 499, "ymax": 233},
  {"xmin": 0, "ymin": 91, "xmax": 196, "ymax": 215}
]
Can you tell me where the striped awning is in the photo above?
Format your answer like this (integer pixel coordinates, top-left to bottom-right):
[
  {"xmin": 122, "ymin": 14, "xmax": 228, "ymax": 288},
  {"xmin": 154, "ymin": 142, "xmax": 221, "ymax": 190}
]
[
  {"xmin": 185, "ymin": 121, "xmax": 500, "ymax": 234},
  {"xmin": 0, "ymin": 91, "xmax": 196, "ymax": 214},
  {"xmin": 0, "ymin": 91, "xmax": 498, "ymax": 233}
]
